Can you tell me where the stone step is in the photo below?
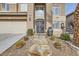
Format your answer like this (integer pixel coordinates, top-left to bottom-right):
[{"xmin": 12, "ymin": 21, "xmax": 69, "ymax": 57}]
[{"xmin": 34, "ymin": 33, "xmax": 46, "ymax": 39}]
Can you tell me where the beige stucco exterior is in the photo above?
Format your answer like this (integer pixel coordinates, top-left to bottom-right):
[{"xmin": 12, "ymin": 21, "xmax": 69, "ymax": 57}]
[{"xmin": 0, "ymin": 3, "xmax": 66, "ymax": 36}]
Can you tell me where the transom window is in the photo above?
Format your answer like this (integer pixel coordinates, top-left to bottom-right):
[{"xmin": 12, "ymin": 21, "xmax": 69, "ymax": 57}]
[
  {"xmin": 19, "ymin": 4, "xmax": 27, "ymax": 12},
  {"xmin": 2, "ymin": 3, "xmax": 9, "ymax": 11},
  {"xmin": 52, "ymin": 7, "xmax": 60, "ymax": 15},
  {"xmin": 53, "ymin": 21, "xmax": 63, "ymax": 29},
  {"xmin": 35, "ymin": 10, "xmax": 44, "ymax": 17},
  {"xmin": 35, "ymin": 6, "xmax": 44, "ymax": 17}
]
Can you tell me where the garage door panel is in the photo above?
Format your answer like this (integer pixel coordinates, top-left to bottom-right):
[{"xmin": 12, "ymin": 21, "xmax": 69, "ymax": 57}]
[{"xmin": 0, "ymin": 21, "xmax": 27, "ymax": 33}]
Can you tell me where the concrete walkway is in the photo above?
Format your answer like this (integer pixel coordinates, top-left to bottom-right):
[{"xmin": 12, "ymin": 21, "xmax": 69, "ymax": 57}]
[{"xmin": 0, "ymin": 34, "xmax": 25, "ymax": 54}]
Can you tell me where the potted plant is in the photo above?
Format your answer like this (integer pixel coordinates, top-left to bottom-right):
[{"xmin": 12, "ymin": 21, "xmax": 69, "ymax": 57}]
[
  {"xmin": 50, "ymin": 35, "xmax": 55, "ymax": 41},
  {"xmin": 15, "ymin": 40, "xmax": 25, "ymax": 49}
]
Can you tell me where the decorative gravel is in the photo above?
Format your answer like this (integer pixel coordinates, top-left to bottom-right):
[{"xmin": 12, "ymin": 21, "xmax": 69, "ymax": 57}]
[
  {"xmin": 0, "ymin": 37, "xmax": 35, "ymax": 56},
  {"xmin": 0, "ymin": 36, "xmax": 79, "ymax": 56}
]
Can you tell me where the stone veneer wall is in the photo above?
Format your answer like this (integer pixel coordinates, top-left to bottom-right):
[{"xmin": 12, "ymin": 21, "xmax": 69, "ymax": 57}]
[{"xmin": 73, "ymin": 4, "xmax": 79, "ymax": 47}]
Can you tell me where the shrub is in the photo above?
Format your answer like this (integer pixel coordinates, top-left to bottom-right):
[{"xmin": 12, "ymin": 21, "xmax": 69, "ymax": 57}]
[
  {"xmin": 30, "ymin": 51, "xmax": 40, "ymax": 56},
  {"xmin": 24, "ymin": 36, "xmax": 29, "ymax": 41},
  {"xmin": 15, "ymin": 40, "xmax": 25, "ymax": 48},
  {"xmin": 27, "ymin": 29, "xmax": 34, "ymax": 36},
  {"xmin": 43, "ymin": 50, "xmax": 50, "ymax": 56},
  {"xmin": 60, "ymin": 33, "xmax": 70, "ymax": 41},
  {"xmin": 50, "ymin": 35, "xmax": 55, "ymax": 40},
  {"xmin": 54, "ymin": 41, "xmax": 61, "ymax": 49}
]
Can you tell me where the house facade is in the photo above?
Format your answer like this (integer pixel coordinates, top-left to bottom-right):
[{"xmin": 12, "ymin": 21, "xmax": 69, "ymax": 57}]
[
  {"xmin": 27, "ymin": 3, "xmax": 66, "ymax": 36},
  {"xmin": 0, "ymin": 3, "xmax": 66, "ymax": 36},
  {"xmin": 66, "ymin": 12, "xmax": 74, "ymax": 34}
]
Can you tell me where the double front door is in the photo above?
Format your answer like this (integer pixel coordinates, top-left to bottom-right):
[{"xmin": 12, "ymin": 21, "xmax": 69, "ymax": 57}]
[{"xmin": 36, "ymin": 19, "xmax": 44, "ymax": 33}]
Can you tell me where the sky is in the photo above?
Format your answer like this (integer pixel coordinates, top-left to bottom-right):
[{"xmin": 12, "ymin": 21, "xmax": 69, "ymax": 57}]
[{"xmin": 65, "ymin": 3, "xmax": 77, "ymax": 15}]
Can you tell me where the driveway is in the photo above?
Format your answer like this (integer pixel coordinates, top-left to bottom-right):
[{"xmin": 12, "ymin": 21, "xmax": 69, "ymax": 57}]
[{"xmin": 0, "ymin": 33, "xmax": 25, "ymax": 54}]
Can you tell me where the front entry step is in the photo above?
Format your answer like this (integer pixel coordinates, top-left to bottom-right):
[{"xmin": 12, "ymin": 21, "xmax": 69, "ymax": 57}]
[
  {"xmin": 34, "ymin": 33, "xmax": 46, "ymax": 36},
  {"xmin": 34, "ymin": 33, "xmax": 46, "ymax": 38}
]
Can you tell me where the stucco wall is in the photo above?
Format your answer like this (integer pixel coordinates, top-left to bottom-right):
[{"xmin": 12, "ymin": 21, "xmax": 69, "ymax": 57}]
[
  {"xmin": 53, "ymin": 16, "xmax": 66, "ymax": 37},
  {"xmin": 0, "ymin": 21, "xmax": 27, "ymax": 33}
]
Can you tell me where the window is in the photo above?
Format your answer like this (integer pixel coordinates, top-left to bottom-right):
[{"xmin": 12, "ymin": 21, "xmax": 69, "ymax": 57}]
[
  {"xmin": 52, "ymin": 7, "xmax": 60, "ymax": 15},
  {"xmin": 2, "ymin": 3, "xmax": 9, "ymax": 11},
  {"xmin": 19, "ymin": 4, "xmax": 27, "ymax": 12},
  {"xmin": 35, "ymin": 10, "xmax": 44, "ymax": 17},
  {"xmin": 35, "ymin": 7, "xmax": 44, "ymax": 17},
  {"xmin": 53, "ymin": 21, "xmax": 62, "ymax": 29}
]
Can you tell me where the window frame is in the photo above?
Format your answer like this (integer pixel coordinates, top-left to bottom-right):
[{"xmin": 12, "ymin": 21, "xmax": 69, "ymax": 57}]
[
  {"xmin": 52, "ymin": 6, "xmax": 61, "ymax": 16},
  {"xmin": 2, "ymin": 3, "xmax": 9, "ymax": 12},
  {"xmin": 19, "ymin": 3, "xmax": 27, "ymax": 12},
  {"xmin": 53, "ymin": 21, "xmax": 63, "ymax": 29},
  {"xmin": 35, "ymin": 6, "xmax": 44, "ymax": 18}
]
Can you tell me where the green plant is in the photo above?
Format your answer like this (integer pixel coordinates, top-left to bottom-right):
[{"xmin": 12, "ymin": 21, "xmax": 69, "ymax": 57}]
[
  {"xmin": 27, "ymin": 29, "xmax": 34, "ymax": 36},
  {"xmin": 15, "ymin": 40, "xmax": 25, "ymax": 48},
  {"xmin": 50, "ymin": 35, "xmax": 55, "ymax": 40},
  {"xmin": 60, "ymin": 33, "xmax": 70, "ymax": 41},
  {"xmin": 54, "ymin": 41, "xmax": 61, "ymax": 49}
]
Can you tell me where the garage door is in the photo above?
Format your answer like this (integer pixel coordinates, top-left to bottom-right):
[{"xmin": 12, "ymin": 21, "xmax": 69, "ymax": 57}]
[{"xmin": 0, "ymin": 21, "xmax": 27, "ymax": 33}]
